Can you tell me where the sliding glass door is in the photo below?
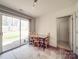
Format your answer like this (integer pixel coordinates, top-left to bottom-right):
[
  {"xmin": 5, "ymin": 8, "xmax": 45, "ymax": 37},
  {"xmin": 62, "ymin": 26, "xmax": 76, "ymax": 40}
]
[
  {"xmin": 21, "ymin": 20, "xmax": 29, "ymax": 45},
  {"xmin": 2, "ymin": 15, "xmax": 29, "ymax": 52}
]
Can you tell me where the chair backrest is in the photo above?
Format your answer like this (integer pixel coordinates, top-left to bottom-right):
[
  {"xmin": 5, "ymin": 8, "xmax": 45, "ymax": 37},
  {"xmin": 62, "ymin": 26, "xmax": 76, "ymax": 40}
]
[{"xmin": 29, "ymin": 32, "xmax": 50, "ymax": 40}]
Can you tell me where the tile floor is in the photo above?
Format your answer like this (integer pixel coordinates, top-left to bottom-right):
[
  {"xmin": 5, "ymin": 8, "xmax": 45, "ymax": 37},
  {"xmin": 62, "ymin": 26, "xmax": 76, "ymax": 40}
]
[{"xmin": 0, "ymin": 44, "xmax": 76, "ymax": 59}]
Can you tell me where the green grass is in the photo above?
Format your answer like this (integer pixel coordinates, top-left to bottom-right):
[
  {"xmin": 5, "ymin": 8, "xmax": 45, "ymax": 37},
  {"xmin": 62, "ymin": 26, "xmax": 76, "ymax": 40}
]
[{"xmin": 3, "ymin": 31, "xmax": 19, "ymax": 40}]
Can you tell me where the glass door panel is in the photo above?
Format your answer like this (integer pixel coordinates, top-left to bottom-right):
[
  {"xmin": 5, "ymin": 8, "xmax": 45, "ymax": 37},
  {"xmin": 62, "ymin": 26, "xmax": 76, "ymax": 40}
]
[
  {"xmin": 2, "ymin": 15, "xmax": 20, "ymax": 52},
  {"xmin": 21, "ymin": 20, "xmax": 29, "ymax": 45}
]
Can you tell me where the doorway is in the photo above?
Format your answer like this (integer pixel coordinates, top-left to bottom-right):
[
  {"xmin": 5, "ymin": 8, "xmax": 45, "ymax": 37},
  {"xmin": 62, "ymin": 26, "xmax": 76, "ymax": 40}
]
[{"xmin": 57, "ymin": 16, "xmax": 72, "ymax": 50}]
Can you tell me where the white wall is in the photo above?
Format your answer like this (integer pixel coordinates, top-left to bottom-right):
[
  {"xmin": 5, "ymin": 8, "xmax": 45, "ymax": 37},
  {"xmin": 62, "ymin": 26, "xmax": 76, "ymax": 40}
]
[
  {"xmin": 36, "ymin": 14, "xmax": 57, "ymax": 47},
  {"xmin": 36, "ymin": 4, "xmax": 77, "ymax": 47},
  {"xmin": 30, "ymin": 19, "xmax": 36, "ymax": 32}
]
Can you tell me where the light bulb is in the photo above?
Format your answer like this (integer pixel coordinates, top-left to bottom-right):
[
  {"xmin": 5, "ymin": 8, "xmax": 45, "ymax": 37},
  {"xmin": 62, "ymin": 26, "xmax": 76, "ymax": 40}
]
[{"xmin": 33, "ymin": 2, "xmax": 37, "ymax": 7}]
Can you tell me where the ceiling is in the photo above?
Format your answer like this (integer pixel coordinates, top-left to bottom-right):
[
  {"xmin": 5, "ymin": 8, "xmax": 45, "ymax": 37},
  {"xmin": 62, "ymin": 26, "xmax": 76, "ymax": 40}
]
[{"xmin": 0, "ymin": 0, "xmax": 77, "ymax": 18}]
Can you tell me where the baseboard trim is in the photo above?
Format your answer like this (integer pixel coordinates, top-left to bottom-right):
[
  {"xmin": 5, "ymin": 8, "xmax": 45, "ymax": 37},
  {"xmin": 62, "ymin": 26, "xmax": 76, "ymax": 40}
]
[{"xmin": 48, "ymin": 45, "xmax": 72, "ymax": 52}]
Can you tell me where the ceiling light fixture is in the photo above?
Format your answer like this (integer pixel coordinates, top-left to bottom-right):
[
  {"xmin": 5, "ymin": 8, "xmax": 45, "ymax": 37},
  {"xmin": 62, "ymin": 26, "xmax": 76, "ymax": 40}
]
[{"xmin": 33, "ymin": 0, "xmax": 38, "ymax": 7}]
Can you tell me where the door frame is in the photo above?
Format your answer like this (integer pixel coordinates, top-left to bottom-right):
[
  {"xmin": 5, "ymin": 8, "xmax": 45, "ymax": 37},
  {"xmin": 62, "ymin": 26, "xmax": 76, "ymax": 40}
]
[{"xmin": 56, "ymin": 15, "xmax": 73, "ymax": 50}]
